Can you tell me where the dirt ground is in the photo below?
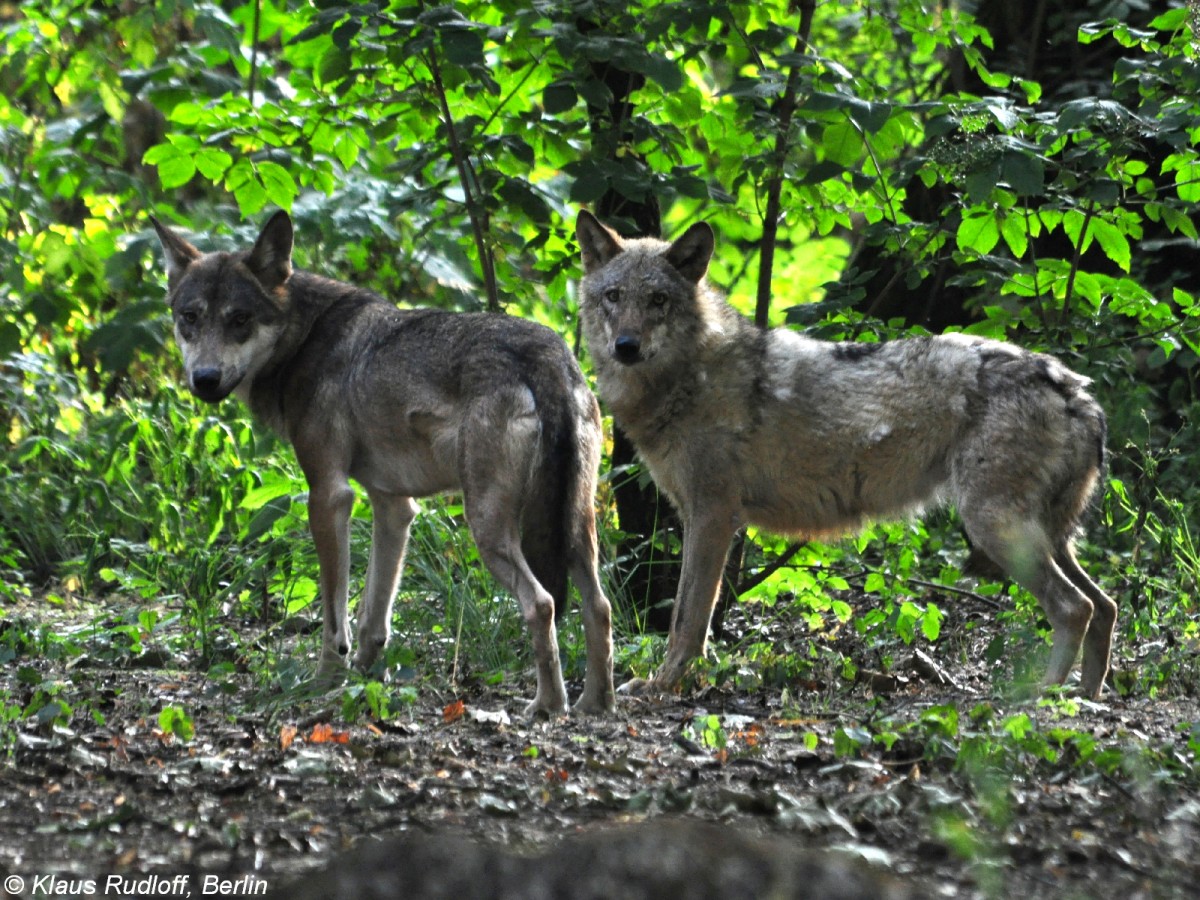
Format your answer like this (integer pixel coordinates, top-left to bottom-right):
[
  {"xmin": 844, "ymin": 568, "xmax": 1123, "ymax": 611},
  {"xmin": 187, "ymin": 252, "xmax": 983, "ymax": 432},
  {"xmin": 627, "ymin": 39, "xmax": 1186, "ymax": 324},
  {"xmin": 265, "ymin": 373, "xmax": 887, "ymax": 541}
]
[{"xmin": 1, "ymin": 593, "xmax": 1197, "ymax": 900}]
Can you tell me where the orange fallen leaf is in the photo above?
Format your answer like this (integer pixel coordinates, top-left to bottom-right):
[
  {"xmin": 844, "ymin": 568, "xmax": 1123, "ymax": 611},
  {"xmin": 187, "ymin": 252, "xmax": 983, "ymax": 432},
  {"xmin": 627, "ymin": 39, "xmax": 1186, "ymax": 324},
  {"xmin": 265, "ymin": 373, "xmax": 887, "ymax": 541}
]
[
  {"xmin": 280, "ymin": 724, "xmax": 298, "ymax": 751},
  {"xmin": 307, "ymin": 722, "xmax": 350, "ymax": 744},
  {"xmin": 443, "ymin": 699, "xmax": 466, "ymax": 724},
  {"xmin": 733, "ymin": 723, "xmax": 765, "ymax": 747}
]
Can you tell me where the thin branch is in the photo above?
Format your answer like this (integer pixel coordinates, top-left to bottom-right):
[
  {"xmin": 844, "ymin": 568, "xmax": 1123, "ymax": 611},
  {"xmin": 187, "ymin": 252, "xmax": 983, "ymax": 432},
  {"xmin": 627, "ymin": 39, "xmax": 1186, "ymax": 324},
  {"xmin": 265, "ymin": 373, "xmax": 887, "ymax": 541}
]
[
  {"xmin": 1062, "ymin": 198, "xmax": 1096, "ymax": 329},
  {"xmin": 754, "ymin": 0, "xmax": 816, "ymax": 329},
  {"xmin": 248, "ymin": 0, "xmax": 262, "ymax": 104},
  {"xmin": 425, "ymin": 44, "xmax": 500, "ymax": 311}
]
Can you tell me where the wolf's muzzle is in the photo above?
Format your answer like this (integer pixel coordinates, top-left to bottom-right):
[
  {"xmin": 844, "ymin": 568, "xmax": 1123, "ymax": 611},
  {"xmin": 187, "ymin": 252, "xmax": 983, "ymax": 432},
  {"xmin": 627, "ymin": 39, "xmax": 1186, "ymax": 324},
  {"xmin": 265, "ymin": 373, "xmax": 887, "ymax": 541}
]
[
  {"xmin": 613, "ymin": 336, "xmax": 642, "ymax": 365},
  {"xmin": 190, "ymin": 367, "xmax": 229, "ymax": 402}
]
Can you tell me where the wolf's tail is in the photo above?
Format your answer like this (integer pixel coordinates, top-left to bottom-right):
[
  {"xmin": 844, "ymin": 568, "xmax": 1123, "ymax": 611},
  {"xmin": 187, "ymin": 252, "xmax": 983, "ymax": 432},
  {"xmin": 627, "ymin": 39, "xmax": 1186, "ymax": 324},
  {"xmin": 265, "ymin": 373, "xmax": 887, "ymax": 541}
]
[{"xmin": 520, "ymin": 402, "xmax": 579, "ymax": 622}]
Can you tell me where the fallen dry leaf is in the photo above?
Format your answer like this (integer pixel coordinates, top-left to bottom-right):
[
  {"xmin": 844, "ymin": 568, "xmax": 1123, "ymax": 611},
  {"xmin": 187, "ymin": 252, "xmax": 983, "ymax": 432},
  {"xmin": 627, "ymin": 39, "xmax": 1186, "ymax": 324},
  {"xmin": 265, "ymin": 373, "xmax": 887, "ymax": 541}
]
[
  {"xmin": 307, "ymin": 723, "xmax": 350, "ymax": 744},
  {"xmin": 280, "ymin": 724, "xmax": 298, "ymax": 751},
  {"xmin": 443, "ymin": 699, "xmax": 466, "ymax": 724}
]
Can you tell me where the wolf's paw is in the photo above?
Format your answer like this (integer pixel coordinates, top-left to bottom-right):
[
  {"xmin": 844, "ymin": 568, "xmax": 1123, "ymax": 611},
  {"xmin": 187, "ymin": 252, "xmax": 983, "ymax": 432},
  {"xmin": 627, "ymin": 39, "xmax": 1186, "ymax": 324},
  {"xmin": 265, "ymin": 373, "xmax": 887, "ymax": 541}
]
[
  {"xmin": 314, "ymin": 652, "xmax": 350, "ymax": 690},
  {"xmin": 572, "ymin": 689, "xmax": 617, "ymax": 717},
  {"xmin": 523, "ymin": 695, "xmax": 570, "ymax": 721},
  {"xmin": 616, "ymin": 677, "xmax": 675, "ymax": 700}
]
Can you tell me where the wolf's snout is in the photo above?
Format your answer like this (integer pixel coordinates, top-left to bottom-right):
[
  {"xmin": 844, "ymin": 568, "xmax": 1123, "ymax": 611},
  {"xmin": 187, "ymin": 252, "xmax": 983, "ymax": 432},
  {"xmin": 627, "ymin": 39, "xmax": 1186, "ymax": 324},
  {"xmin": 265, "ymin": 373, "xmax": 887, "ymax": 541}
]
[
  {"xmin": 613, "ymin": 335, "xmax": 642, "ymax": 365},
  {"xmin": 190, "ymin": 367, "xmax": 226, "ymax": 401}
]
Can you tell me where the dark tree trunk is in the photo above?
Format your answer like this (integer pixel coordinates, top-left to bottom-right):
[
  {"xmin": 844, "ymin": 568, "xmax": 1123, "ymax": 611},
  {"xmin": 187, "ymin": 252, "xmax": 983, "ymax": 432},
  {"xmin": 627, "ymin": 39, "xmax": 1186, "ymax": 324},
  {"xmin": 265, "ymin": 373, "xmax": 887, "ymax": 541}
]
[{"xmin": 580, "ymin": 26, "xmax": 678, "ymax": 632}]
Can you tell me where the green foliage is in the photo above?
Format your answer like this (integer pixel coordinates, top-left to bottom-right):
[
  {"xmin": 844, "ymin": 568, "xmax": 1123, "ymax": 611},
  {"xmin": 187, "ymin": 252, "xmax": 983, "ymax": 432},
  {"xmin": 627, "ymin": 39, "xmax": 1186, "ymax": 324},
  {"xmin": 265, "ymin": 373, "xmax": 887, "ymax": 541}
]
[
  {"xmin": 157, "ymin": 704, "xmax": 196, "ymax": 742},
  {"xmin": 0, "ymin": 1, "xmax": 1196, "ymax": 764}
]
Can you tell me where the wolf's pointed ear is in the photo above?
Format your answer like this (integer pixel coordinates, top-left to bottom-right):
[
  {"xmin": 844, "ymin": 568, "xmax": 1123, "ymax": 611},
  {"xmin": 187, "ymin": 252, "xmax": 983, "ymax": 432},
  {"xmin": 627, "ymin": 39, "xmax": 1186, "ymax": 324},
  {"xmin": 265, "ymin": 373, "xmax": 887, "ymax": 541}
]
[
  {"xmin": 576, "ymin": 210, "xmax": 623, "ymax": 273},
  {"xmin": 664, "ymin": 222, "xmax": 714, "ymax": 285},
  {"xmin": 247, "ymin": 210, "xmax": 294, "ymax": 293},
  {"xmin": 149, "ymin": 216, "xmax": 202, "ymax": 288}
]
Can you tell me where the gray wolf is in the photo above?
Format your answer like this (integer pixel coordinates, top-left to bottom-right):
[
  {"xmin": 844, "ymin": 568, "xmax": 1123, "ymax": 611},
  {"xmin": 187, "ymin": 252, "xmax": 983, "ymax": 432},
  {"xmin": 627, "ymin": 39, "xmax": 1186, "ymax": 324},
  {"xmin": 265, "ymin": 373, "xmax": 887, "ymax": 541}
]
[
  {"xmin": 151, "ymin": 210, "xmax": 614, "ymax": 716},
  {"xmin": 576, "ymin": 209, "xmax": 1116, "ymax": 701}
]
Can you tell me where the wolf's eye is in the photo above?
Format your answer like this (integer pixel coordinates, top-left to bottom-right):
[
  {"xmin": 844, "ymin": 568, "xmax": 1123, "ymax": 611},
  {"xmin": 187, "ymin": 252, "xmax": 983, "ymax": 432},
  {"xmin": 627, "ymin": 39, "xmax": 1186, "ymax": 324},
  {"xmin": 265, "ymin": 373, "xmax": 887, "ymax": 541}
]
[
  {"xmin": 229, "ymin": 312, "xmax": 251, "ymax": 328},
  {"xmin": 179, "ymin": 310, "xmax": 198, "ymax": 325},
  {"xmin": 604, "ymin": 288, "xmax": 621, "ymax": 305},
  {"xmin": 650, "ymin": 291, "xmax": 669, "ymax": 307}
]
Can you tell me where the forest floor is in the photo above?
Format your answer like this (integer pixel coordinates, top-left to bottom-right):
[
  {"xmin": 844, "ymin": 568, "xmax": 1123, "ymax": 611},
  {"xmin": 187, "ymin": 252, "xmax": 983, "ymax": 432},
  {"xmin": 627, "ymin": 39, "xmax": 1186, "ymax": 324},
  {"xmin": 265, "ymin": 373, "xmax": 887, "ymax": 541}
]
[{"xmin": 0, "ymin": 590, "xmax": 1197, "ymax": 899}]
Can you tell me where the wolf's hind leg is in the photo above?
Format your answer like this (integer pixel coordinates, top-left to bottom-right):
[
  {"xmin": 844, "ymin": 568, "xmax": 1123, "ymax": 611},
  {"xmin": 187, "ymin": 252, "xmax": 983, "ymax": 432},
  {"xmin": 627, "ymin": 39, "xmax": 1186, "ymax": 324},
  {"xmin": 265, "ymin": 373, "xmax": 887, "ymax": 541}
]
[
  {"xmin": 469, "ymin": 505, "xmax": 569, "ymax": 717},
  {"xmin": 354, "ymin": 491, "xmax": 418, "ymax": 674},
  {"xmin": 1055, "ymin": 547, "xmax": 1116, "ymax": 699},
  {"xmin": 961, "ymin": 510, "xmax": 1094, "ymax": 692},
  {"xmin": 567, "ymin": 531, "xmax": 615, "ymax": 714},
  {"xmin": 462, "ymin": 401, "xmax": 569, "ymax": 718}
]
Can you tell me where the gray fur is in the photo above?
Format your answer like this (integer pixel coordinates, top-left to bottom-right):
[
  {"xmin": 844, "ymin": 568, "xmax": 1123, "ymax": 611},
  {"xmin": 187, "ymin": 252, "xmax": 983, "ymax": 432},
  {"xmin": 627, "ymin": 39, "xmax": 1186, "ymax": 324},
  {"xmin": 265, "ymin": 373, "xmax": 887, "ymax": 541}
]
[
  {"xmin": 576, "ymin": 209, "xmax": 1115, "ymax": 700},
  {"xmin": 152, "ymin": 211, "xmax": 615, "ymax": 717}
]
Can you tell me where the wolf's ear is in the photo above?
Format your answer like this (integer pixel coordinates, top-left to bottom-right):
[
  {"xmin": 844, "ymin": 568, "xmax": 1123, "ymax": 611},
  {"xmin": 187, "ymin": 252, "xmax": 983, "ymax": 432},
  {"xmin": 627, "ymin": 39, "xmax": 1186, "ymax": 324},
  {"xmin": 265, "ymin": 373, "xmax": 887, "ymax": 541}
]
[
  {"xmin": 664, "ymin": 222, "xmax": 714, "ymax": 285},
  {"xmin": 246, "ymin": 210, "xmax": 294, "ymax": 293},
  {"xmin": 576, "ymin": 210, "xmax": 623, "ymax": 273},
  {"xmin": 149, "ymin": 216, "xmax": 202, "ymax": 288}
]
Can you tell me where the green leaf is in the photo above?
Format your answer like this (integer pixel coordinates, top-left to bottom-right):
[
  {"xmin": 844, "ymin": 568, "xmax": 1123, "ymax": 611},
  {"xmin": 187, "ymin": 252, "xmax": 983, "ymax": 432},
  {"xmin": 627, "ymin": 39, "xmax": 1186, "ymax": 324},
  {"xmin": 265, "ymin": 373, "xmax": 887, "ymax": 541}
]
[
  {"xmin": 194, "ymin": 147, "xmax": 232, "ymax": 181},
  {"xmin": 847, "ymin": 98, "xmax": 892, "ymax": 134},
  {"xmin": 921, "ymin": 603, "xmax": 943, "ymax": 641},
  {"xmin": 1062, "ymin": 208, "xmax": 1088, "ymax": 251},
  {"xmin": 158, "ymin": 705, "xmax": 195, "ymax": 741},
  {"xmin": 964, "ymin": 156, "xmax": 1001, "ymax": 201},
  {"xmin": 1090, "ymin": 218, "xmax": 1130, "ymax": 271},
  {"xmin": 542, "ymin": 82, "xmax": 577, "ymax": 115},
  {"xmin": 146, "ymin": 144, "xmax": 196, "ymax": 190},
  {"xmin": 999, "ymin": 212, "xmax": 1028, "ymax": 258},
  {"xmin": 863, "ymin": 572, "xmax": 886, "ymax": 593},
  {"xmin": 821, "ymin": 122, "xmax": 862, "ymax": 167},
  {"xmin": 441, "ymin": 29, "xmax": 484, "ymax": 68},
  {"xmin": 1175, "ymin": 161, "xmax": 1200, "ymax": 203},
  {"xmin": 258, "ymin": 161, "xmax": 298, "ymax": 210},
  {"xmin": 1148, "ymin": 8, "xmax": 1188, "ymax": 30},
  {"xmin": 956, "ymin": 209, "xmax": 1000, "ymax": 255},
  {"xmin": 333, "ymin": 132, "xmax": 360, "ymax": 170},
  {"xmin": 226, "ymin": 159, "xmax": 268, "ymax": 214},
  {"xmin": 318, "ymin": 45, "xmax": 353, "ymax": 87},
  {"xmin": 1001, "ymin": 151, "xmax": 1044, "ymax": 196}
]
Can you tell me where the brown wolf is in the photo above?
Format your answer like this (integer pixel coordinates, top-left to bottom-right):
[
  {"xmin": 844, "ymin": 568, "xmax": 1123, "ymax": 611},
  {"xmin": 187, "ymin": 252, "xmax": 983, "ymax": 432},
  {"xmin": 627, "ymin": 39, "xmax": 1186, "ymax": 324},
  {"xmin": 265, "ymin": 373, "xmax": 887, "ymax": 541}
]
[
  {"xmin": 576, "ymin": 209, "xmax": 1116, "ymax": 700},
  {"xmin": 151, "ymin": 210, "xmax": 614, "ymax": 716}
]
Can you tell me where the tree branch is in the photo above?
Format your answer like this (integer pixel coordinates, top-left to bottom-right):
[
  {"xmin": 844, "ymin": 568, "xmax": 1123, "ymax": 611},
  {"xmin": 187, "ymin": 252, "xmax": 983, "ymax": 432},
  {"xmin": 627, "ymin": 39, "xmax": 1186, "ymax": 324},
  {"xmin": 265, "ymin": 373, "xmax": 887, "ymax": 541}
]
[{"xmin": 425, "ymin": 42, "xmax": 500, "ymax": 312}]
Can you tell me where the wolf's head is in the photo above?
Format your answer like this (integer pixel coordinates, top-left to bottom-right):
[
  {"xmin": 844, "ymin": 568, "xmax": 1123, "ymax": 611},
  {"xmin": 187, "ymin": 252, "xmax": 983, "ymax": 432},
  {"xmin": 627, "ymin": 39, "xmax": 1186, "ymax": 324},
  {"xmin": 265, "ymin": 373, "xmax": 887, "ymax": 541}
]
[
  {"xmin": 575, "ymin": 210, "xmax": 717, "ymax": 369},
  {"xmin": 151, "ymin": 211, "xmax": 293, "ymax": 403}
]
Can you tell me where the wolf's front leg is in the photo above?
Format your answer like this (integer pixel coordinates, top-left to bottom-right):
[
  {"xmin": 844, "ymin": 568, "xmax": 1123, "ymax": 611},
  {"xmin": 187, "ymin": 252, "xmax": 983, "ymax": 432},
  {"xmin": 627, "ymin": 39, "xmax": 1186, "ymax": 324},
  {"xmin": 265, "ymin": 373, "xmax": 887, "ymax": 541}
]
[
  {"xmin": 621, "ymin": 508, "xmax": 738, "ymax": 697},
  {"xmin": 308, "ymin": 476, "xmax": 356, "ymax": 685}
]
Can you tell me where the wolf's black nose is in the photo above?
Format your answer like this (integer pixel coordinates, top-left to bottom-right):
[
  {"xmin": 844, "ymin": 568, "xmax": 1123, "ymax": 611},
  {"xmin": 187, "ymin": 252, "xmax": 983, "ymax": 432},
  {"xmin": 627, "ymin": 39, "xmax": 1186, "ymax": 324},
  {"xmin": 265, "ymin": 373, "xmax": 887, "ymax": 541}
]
[
  {"xmin": 613, "ymin": 336, "xmax": 641, "ymax": 364},
  {"xmin": 190, "ymin": 368, "xmax": 223, "ymax": 399}
]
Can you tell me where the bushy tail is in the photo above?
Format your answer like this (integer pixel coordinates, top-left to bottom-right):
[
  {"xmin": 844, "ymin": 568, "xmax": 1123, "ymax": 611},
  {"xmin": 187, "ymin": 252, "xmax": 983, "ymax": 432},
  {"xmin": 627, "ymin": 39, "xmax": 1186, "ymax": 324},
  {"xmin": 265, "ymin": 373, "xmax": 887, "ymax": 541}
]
[{"xmin": 520, "ymin": 409, "xmax": 576, "ymax": 622}]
